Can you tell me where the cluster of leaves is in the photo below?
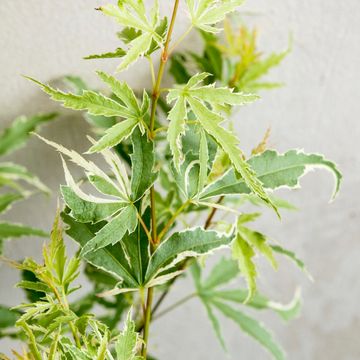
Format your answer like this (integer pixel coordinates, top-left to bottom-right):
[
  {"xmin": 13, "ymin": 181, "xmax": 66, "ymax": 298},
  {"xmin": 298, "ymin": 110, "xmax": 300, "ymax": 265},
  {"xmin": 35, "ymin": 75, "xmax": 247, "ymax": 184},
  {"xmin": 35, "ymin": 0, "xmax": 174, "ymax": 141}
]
[
  {"xmin": 0, "ymin": 213, "xmax": 144, "ymax": 360},
  {"xmin": 2, "ymin": 1, "xmax": 342, "ymax": 359},
  {"xmin": 0, "ymin": 113, "xmax": 57, "ymax": 255}
]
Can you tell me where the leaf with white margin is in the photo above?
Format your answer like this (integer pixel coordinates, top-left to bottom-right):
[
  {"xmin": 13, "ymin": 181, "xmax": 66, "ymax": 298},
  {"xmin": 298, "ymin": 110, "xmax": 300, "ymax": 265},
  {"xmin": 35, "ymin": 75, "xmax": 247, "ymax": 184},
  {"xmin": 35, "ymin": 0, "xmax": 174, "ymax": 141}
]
[
  {"xmin": 145, "ymin": 227, "xmax": 233, "ymax": 283},
  {"xmin": 115, "ymin": 308, "xmax": 144, "ymax": 360},
  {"xmin": 130, "ymin": 127, "xmax": 157, "ymax": 201},
  {"xmin": 167, "ymin": 73, "xmax": 279, "ymax": 216},
  {"xmin": 25, "ymin": 76, "xmax": 132, "ymax": 118},
  {"xmin": 232, "ymin": 232, "xmax": 257, "ymax": 303},
  {"xmin": 62, "ymin": 212, "xmax": 139, "ymax": 288},
  {"xmin": 200, "ymin": 149, "xmax": 342, "ymax": 200},
  {"xmin": 197, "ymin": 129, "xmax": 209, "ymax": 196},
  {"xmin": 80, "ymin": 204, "xmax": 138, "ymax": 256},
  {"xmin": 167, "ymin": 96, "xmax": 187, "ymax": 170},
  {"xmin": 88, "ymin": 117, "xmax": 139, "ymax": 153},
  {"xmin": 211, "ymin": 288, "xmax": 302, "ymax": 322},
  {"xmin": 61, "ymin": 186, "xmax": 125, "ymax": 224},
  {"xmin": 100, "ymin": 1, "xmax": 163, "ymax": 72},
  {"xmin": 212, "ymin": 300, "xmax": 285, "ymax": 360},
  {"xmin": 186, "ymin": 0, "xmax": 244, "ymax": 33}
]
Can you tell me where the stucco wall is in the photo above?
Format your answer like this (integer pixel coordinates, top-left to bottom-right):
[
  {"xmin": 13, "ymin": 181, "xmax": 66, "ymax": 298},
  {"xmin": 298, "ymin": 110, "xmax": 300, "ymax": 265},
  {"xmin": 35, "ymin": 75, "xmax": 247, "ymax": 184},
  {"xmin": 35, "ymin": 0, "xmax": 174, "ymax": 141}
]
[{"xmin": 0, "ymin": 1, "xmax": 359, "ymax": 358}]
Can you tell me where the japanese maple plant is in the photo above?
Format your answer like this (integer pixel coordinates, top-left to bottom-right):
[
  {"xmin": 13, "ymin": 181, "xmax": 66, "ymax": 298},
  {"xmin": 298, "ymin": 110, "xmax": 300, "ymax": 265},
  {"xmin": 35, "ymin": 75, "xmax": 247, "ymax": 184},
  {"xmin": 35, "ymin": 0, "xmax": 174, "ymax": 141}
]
[{"xmin": 0, "ymin": 1, "xmax": 342, "ymax": 359}]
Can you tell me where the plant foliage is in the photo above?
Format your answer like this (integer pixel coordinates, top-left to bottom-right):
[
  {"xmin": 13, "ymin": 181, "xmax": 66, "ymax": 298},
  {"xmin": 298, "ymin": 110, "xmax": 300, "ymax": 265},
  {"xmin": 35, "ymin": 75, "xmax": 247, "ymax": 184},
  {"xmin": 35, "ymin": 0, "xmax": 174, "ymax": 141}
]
[{"xmin": 1, "ymin": 1, "xmax": 342, "ymax": 359}]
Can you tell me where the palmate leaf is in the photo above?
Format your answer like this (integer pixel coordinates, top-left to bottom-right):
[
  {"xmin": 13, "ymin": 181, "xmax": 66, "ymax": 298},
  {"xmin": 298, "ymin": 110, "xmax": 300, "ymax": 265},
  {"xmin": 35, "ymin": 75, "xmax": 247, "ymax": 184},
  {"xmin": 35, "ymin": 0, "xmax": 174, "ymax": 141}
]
[
  {"xmin": 99, "ymin": 0, "xmax": 164, "ymax": 72},
  {"xmin": 191, "ymin": 259, "xmax": 297, "ymax": 358},
  {"xmin": 232, "ymin": 214, "xmax": 278, "ymax": 302},
  {"xmin": 213, "ymin": 288, "xmax": 302, "ymax": 322},
  {"xmin": 63, "ymin": 207, "xmax": 151, "ymax": 295},
  {"xmin": 212, "ymin": 300, "xmax": 285, "ymax": 360},
  {"xmin": 26, "ymin": 71, "xmax": 148, "ymax": 146},
  {"xmin": 115, "ymin": 308, "xmax": 144, "ymax": 360},
  {"xmin": 62, "ymin": 212, "xmax": 139, "ymax": 289},
  {"xmin": 87, "ymin": 72, "xmax": 150, "ymax": 153},
  {"xmin": 36, "ymin": 135, "xmax": 142, "ymax": 258},
  {"xmin": 0, "ymin": 113, "xmax": 57, "ymax": 156},
  {"xmin": 167, "ymin": 73, "xmax": 278, "ymax": 213},
  {"xmin": 200, "ymin": 149, "xmax": 342, "ymax": 200},
  {"xmin": 186, "ymin": 0, "xmax": 244, "ymax": 33},
  {"xmin": 26, "ymin": 76, "xmax": 131, "ymax": 118}
]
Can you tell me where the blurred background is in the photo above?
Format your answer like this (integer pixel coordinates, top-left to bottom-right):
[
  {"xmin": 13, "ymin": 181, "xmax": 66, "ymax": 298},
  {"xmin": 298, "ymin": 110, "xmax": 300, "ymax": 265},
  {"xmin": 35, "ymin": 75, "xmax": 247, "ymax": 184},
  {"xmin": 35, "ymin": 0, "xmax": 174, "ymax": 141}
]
[{"xmin": 0, "ymin": 0, "xmax": 359, "ymax": 358}]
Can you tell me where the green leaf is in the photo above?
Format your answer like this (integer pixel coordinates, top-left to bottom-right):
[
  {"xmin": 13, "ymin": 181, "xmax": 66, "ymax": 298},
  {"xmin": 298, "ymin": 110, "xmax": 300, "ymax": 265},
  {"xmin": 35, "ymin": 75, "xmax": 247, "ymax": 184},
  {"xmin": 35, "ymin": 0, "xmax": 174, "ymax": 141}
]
[
  {"xmin": 167, "ymin": 74, "xmax": 278, "ymax": 214},
  {"xmin": 84, "ymin": 47, "xmax": 126, "ymax": 60},
  {"xmin": 237, "ymin": 226, "xmax": 277, "ymax": 270},
  {"xmin": 61, "ymin": 186, "xmax": 125, "ymax": 224},
  {"xmin": 169, "ymin": 53, "xmax": 192, "ymax": 84},
  {"xmin": 62, "ymin": 75, "xmax": 88, "ymax": 94},
  {"xmin": 189, "ymin": 97, "xmax": 278, "ymax": 214},
  {"xmin": 239, "ymin": 48, "xmax": 290, "ymax": 92},
  {"xmin": 89, "ymin": 118, "xmax": 140, "ymax": 154},
  {"xmin": 96, "ymin": 71, "xmax": 140, "ymax": 114},
  {"xmin": 210, "ymin": 288, "xmax": 302, "ymax": 322},
  {"xmin": 115, "ymin": 308, "xmax": 144, "ymax": 360},
  {"xmin": 201, "ymin": 149, "xmax": 342, "ymax": 201},
  {"xmin": 87, "ymin": 72, "xmax": 150, "ymax": 153},
  {"xmin": 167, "ymin": 96, "xmax": 187, "ymax": 170},
  {"xmin": 190, "ymin": 261, "xmax": 228, "ymax": 350},
  {"xmin": 0, "ymin": 193, "xmax": 23, "ymax": 214},
  {"xmin": 271, "ymin": 244, "xmax": 312, "ymax": 280},
  {"xmin": 0, "ymin": 162, "xmax": 49, "ymax": 194},
  {"xmin": 203, "ymin": 300, "xmax": 226, "ymax": 350},
  {"xmin": 201, "ymin": 257, "xmax": 239, "ymax": 290},
  {"xmin": 62, "ymin": 212, "xmax": 139, "ymax": 288},
  {"xmin": 62, "ymin": 342, "xmax": 92, "ymax": 360},
  {"xmin": 191, "ymin": 258, "xmax": 296, "ymax": 354},
  {"xmin": 145, "ymin": 228, "xmax": 233, "ymax": 283},
  {"xmin": 61, "ymin": 75, "xmax": 117, "ymax": 129},
  {"xmin": 232, "ymin": 233, "xmax": 257, "ymax": 302},
  {"xmin": 130, "ymin": 128, "xmax": 156, "ymax": 201},
  {"xmin": 80, "ymin": 204, "xmax": 138, "ymax": 256},
  {"xmin": 100, "ymin": 1, "xmax": 163, "ymax": 72},
  {"xmin": 0, "ymin": 222, "xmax": 47, "ymax": 240},
  {"xmin": 212, "ymin": 300, "xmax": 285, "ymax": 360},
  {"xmin": 197, "ymin": 129, "xmax": 209, "ymax": 196},
  {"xmin": 36, "ymin": 134, "xmax": 130, "ymax": 202},
  {"xmin": 0, "ymin": 113, "xmax": 57, "ymax": 156},
  {"xmin": 16, "ymin": 280, "xmax": 50, "ymax": 294},
  {"xmin": 26, "ymin": 76, "xmax": 131, "ymax": 118},
  {"xmin": 0, "ymin": 305, "xmax": 18, "ymax": 329},
  {"xmin": 186, "ymin": 0, "xmax": 244, "ymax": 33},
  {"xmin": 118, "ymin": 32, "xmax": 153, "ymax": 72}
]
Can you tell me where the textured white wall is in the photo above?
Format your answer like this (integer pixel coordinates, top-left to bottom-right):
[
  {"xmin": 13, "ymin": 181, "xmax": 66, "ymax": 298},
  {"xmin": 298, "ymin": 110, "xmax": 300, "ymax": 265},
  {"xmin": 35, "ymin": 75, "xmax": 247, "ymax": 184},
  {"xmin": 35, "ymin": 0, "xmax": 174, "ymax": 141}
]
[{"xmin": 1, "ymin": 1, "xmax": 359, "ymax": 358}]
